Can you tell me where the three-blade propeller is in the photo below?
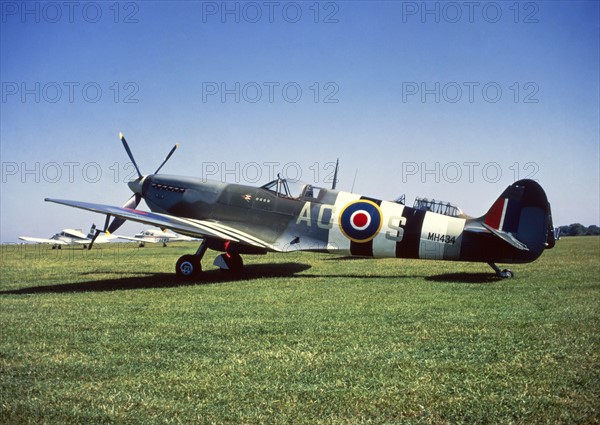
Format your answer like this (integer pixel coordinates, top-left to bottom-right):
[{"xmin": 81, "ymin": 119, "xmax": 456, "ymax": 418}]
[{"xmin": 88, "ymin": 133, "xmax": 178, "ymax": 249}]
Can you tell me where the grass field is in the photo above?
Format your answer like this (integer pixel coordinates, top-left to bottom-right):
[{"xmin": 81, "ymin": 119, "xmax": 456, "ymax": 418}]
[{"xmin": 1, "ymin": 237, "xmax": 599, "ymax": 424}]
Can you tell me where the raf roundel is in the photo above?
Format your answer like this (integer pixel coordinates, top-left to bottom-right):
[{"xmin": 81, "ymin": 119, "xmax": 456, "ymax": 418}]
[{"xmin": 339, "ymin": 200, "xmax": 383, "ymax": 243}]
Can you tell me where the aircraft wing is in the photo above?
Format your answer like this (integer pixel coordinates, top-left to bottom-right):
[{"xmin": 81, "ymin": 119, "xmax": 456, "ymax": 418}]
[
  {"xmin": 70, "ymin": 237, "xmax": 114, "ymax": 244},
  {"xmin": 170, "ymin": 234, "xmax": 199, "ymax": 242},
  {"xmin": 18, "ymin": 236, "xmax": 68, "ymax": 245},
  {"xmin": 117, "ymin": 234, "xmax": 200, "ymax": 243},
  {"xmin": 62, "ymin": 229, "xmax": 88, "ymax": 239},
  {"xmin": 116, "ymin": 235, "xmax": 163, "ymax": 243},
  {"xmin": 45, "ymin": 198, "xmax": 279, "ymax": 251},
  {"xmin": 116, "ymin": 235, "xmax": 148, "ymax": 242}
]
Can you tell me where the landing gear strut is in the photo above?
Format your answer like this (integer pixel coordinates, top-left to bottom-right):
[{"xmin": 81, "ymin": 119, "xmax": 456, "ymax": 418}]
[
  {"xmin": 175, "ymin": 239, "xmax": 207, "ymax": 278},
  {"xmin": 488, "ymin": 262, "xmax": 514, "ymax": 279}
]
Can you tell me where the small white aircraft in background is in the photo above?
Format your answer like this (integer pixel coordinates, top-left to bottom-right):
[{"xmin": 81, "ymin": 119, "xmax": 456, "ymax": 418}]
[
  {"xmin": 118, "ymin": 228, "xmax": 199, "ymax": 247},
  {"xmin": 19, "ymin": 224, "xmax": 118, "ymax": 249}
]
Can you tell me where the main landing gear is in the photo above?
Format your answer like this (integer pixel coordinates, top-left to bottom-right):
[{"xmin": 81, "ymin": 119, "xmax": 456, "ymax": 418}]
[
  {"xmin": 175, "ymin": 240, "xmax": 207, "ymax": 278},
  {"xmin": 213, "ymin": 252, "xmax": 244, "ymax": 273},
  {"xmin": 175, "ymin": 240, "xmax": 244, "ymax": 278},
  {"xmin": 488, "ymin": 262, "xmax": 514, "ymax": 279}
]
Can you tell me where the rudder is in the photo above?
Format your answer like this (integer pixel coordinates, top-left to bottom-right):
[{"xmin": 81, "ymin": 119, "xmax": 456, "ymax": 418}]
[
  {"xmin": 483, "ymin": 179, "xmax": 553, "ymax": 260},
  {"xmin": 86, "ymin": 224, "xmax": 97, "ymax": 239}
]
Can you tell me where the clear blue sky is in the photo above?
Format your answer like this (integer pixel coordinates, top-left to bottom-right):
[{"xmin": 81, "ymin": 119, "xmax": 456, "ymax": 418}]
[{"xmin": 1, "ymin": 1, "xmax": 599, "ymax": 242}]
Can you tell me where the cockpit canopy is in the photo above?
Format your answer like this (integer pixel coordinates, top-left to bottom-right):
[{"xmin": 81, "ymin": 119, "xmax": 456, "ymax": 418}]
[
  {"xmin": 260, "ymin": 176, "xmax": 323, "ymax": 200},
  {"xmin": 412, "ymin": 196, "xmax": 464, "ymax": 218}
]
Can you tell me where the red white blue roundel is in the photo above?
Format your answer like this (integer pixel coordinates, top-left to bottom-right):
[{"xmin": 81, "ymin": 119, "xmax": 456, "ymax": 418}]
[{"xmin": 339, "ymin": 200, "xmax": 383, "ymax": 243}]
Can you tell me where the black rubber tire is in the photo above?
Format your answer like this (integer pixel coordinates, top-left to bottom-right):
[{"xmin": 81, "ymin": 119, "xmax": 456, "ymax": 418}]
[
  {"xmin": 222, "ymin": 253, "xmax": 244, "ymax": 274},
  {"xmin": 176, "ymin": 254, "xmax": 201, "ymax": 278}
]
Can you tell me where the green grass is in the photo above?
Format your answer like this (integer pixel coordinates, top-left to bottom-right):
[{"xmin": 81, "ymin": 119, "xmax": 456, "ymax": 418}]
[{"xmin": 1, "ymin": 237, "xmax": 599, "ymax": 424}]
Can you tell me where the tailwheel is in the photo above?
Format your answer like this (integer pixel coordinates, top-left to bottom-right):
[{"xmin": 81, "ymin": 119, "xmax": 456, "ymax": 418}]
[
  {"xmin": 488, "ymin": 262, "xmax": 514, "ymax": 279},
  {"xmin": 176, "ymin": 254, "xmax": 202, "ymax": 278},
  {"xmin": 215, "ymin": 253, "xmax": 244, "ymax": 274}
]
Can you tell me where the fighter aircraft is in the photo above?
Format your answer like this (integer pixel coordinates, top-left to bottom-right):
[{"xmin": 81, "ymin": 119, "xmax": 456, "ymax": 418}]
[
  {"xmin": 118, "ymin": 228, "xmax": 199, "ymax": 247},
  {"xmin": 19, "ymin": 224, "xmax": 117, "ymax": 249},
  {"xmin": 46, "ymin": 133, "xmax": 556, "ymax": 279}
]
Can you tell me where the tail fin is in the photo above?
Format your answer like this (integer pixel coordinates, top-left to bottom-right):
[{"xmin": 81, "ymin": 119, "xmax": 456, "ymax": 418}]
[
  {"xmin": 482, "ymin": 179, "xmax": 553, "ymax": 258},
  {"xmin": 86, "ymin": 224, "xmax": 97, "ymax": 239}
]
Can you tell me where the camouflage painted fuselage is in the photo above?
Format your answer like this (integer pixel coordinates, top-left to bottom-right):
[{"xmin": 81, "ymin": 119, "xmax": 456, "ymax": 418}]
[{"xmin": 139, "ymin": 175, "xmax": 552, "ymax": 264}]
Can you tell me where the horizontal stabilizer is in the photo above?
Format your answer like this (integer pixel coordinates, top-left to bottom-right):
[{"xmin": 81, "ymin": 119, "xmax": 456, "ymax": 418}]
[
  {"xmin": 464, "ymin": 221, "xmax": 529, "ymax": 251},
  {"xmin": 481, "ymin": 223, "xmax": 529, "ymax": 251}
]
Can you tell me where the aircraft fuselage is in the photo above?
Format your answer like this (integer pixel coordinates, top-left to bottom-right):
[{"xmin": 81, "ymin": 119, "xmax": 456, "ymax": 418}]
[{"xmin": 137, "ymin": 174, "xmax": 547, "ymax": 265}]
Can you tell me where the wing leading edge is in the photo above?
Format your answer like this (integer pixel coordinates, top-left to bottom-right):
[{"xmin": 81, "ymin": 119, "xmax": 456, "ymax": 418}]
[{"xmin": 44, "ymin": 198, "xmax": 279, "ymax": 251}]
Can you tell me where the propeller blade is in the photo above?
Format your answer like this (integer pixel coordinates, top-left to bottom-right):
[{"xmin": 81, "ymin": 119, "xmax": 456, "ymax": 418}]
[
  {"xmin": 87, "ymin": 230, "xmax": 101, "ymax": 250},
  {"xmin": 120, "ymin": 132, "xmax": 142, "ymax": 179},
  {"xmin": 105, "ymin": 133, "xmax": 175, "ymax": 237},
  {"xmin": 123, "ymin": 192, "xmax": 141, "ymax": 209},
  {"xmin": 106, "ymin": 193, "xmax": 141, "ymax": 234},
  {"xmin": 153, "ymin": 143, "xmax": 179, "ymax": 174},
  {"xmin": 88, "ymin": 214, "xmax": 111, "ymax": 250},
  {"xmin": 106, "ymin": 217, "xmax": 126, "ymax": 235}
]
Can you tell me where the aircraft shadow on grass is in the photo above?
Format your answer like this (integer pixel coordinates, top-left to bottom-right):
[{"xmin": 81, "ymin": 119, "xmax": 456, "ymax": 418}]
[
  {"xmin": 0, "ymin": 265, "xmax": 503, "ymax": 295},
  {"xmin": 298, "ymin": 271, "xmax": 501, "ymax": 283},
  {"xmin": 0, "ymin": 263, "xmax": 312, "ymax": 295},
  {"xmin": 326, "ymin": 257, "xmax": 502, "ymax": 283},
  {"xmin": 425, "ymin": 273, "xmax": 502, "ymax": 284}
]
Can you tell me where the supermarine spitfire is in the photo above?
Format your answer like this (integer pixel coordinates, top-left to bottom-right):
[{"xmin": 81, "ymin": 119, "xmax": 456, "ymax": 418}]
[{"xmin": 46, "ymin": 134, "xmax": 556, "ymax": 279}]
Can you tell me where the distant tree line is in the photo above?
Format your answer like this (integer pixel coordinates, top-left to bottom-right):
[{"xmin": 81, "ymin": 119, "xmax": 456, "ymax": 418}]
[{"xmin": 558, "ymin": 224, "xmax": 600, "ymax": 236}]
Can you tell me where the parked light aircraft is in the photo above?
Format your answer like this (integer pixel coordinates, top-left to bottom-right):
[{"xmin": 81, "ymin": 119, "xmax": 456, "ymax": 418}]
[
  {"xmin": 119, "ymin": 228, "xmax": 198, "ymax": 247},
  {"xmin": 19, "ymin": 224, "xmax": 117, "ymax": 249},
  {"xmin": 46, "ymin": 134, "xmax": 556, "ymax": 279}
]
